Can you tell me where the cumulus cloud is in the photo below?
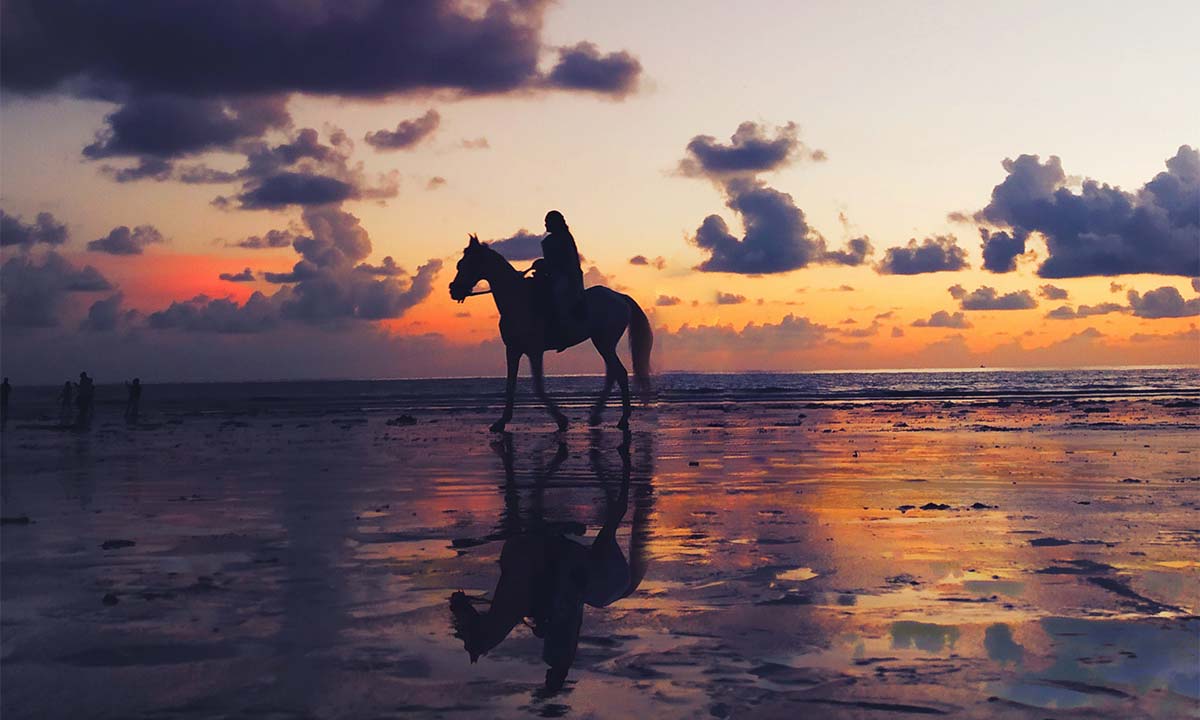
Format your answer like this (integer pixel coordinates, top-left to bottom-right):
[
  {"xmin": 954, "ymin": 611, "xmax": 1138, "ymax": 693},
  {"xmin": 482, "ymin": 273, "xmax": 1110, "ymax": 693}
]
[
  {"xmin": 948, "ymin": 284, "xmax": 967, "ymax": 299},
  {"xmin": 876, "ymin": 235, "xmax": 969, "ymax": 275},
  {"xmin": 979, "ymin": 227, "xmax": 1029, "ymax": 273},
  {"xmin": 716, "ymin": 292, "xmax": 746, "ymax": 305},
  {"xmin": 228, "ymin": 229, "xmax": 297, "ymax": 249},
  {"xmin": 219, "ymin": 268, "xmax": 256, "ymax": 282},
  {"xmin": 957, "ymin": 286, "xmax": 1037, "ymax": 311},
  {"xmin": 80, "ymin": 292, "xmax": 139, "ymax": 332},
  {"xmin": 149, "ymin": 292, "xmax": 281, "ymax": 333},
  {"xmin": 355, "ymin": 256, "xmax": 405, "ymax": 276},
  {"xmin": 1038, "ymin": 284, "xmax": 1069, "ymax": 300},
  {"xmin": 1192, "ymin": 278, "xmax": 1200, "ymax": 293},
  {"xmin": 975, "ymin": 145, "xmax": 1200, "ymax": 277},
  {"xmin": 1, "ymin": 209, "xmax": 69, "ymax": 249},
  {"xmin": 87, "ymin": 224, "xmax": 164, "ymax": 255},
  {"xmin": 1126, "ymin": 286, "xmax": 1200, "ymax": 319},
  {"xmin": 364, "ymin": 109, "xmax": 440, "ymax": 151},
  {"xmin": 656, "ymin": 295, "xmax": 681, "ymax": 306},
  {"xmin": 912, "ymin": 310, "xmax": 973, "ymax": 328},
  {"xmin": 488, "ymin": 230, "xmax": 544, "ymax": 261},
  {"xmin": 680, "ymin": 121, "xmax": 816, "ymax": 178},
  {"xmin": 546, "ymin": 42, "xmax": 641, "ymax": 97},
  {"xmin": 1044, "ymin": 302, "xmax": 1125, "ymax": 320},
  {"xmin": 1, "ymin": 251, "xmax": 113, "ymax": 328}
]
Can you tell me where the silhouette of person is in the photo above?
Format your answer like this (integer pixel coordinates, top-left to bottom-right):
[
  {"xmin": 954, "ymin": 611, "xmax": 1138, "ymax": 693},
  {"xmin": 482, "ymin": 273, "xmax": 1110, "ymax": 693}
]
[
  {"xmin": 75, "ymin": 372, "xmax": 95, "ymax": 429},
  {"xmin": 59, "ymin": 381, "xmax": 74, "ymax": 426},
  {"xmin": 531, "ymin": 210, "xmax": 585, "ymax": 351},
  {"xmin": 124, "ymin": 378, "xmax": 142, "ymax": 423},
  {"xmin": 1, "ymin": 377, "xmax": 10, "ymax": 430}
]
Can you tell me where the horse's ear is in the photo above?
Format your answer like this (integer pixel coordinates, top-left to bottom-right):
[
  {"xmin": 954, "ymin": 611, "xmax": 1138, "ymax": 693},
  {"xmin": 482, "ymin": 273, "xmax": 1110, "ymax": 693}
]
[{"xmin": 468, "ymin": 234, "xmax": 479, "ymax": 246}]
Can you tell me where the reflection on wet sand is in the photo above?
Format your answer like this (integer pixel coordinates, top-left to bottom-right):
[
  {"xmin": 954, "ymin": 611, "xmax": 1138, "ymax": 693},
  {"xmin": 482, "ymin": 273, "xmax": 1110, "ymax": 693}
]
[{"xmin": 449, "ymin": 430, "xmax": 654, "ymax": 694}]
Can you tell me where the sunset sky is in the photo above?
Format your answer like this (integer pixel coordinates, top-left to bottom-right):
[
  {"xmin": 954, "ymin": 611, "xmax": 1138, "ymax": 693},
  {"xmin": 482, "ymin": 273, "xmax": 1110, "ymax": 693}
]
[{"xmin": 2, "ymin": 0, "xmax": 1197, "ymax": 382}]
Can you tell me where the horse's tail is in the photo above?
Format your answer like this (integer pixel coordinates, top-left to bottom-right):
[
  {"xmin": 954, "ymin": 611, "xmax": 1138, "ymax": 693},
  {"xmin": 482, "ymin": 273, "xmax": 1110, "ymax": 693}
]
[{"xmin": 623, "ymin": 294, "xmax": 654, "ymax": 403}]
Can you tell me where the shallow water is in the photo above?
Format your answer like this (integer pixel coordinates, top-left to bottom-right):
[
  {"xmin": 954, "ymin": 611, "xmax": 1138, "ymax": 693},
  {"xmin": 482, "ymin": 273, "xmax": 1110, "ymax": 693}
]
[{"xmin": 2, "ymin": 378, "xmax": 1198, "ymax": 718}]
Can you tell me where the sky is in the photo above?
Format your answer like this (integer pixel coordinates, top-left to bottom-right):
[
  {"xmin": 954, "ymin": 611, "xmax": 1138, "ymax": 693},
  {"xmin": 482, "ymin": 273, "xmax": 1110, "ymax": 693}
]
[{"xmin": 1, "ymin": 0, "xmax": 1198, "ymax": 383}]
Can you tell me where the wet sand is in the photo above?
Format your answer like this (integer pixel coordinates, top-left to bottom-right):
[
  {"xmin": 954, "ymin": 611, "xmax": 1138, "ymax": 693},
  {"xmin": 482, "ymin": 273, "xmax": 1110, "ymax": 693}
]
[{"xmin": 2, "ymin": 396, "xmax": 1198, "ymax": 718}]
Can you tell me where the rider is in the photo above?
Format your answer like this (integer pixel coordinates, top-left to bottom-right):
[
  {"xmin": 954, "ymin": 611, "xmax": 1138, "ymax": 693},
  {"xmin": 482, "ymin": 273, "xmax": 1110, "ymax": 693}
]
[{"xmin": 531, "ymin": 210, "xmax": 585, "ymax": 351}]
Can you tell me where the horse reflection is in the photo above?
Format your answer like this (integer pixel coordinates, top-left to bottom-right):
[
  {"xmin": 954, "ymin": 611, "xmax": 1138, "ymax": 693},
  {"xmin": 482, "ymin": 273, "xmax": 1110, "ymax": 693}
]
[{"xmin": 450, "ymin": 431, "xmax": 653, "ymax": 693}]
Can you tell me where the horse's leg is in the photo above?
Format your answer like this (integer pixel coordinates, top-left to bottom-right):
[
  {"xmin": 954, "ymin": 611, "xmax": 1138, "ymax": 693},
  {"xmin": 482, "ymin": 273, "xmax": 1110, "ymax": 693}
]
[
  {"xmin": 529, "ymin": 351, "xmax": 568, "ymax": 432},
  {"xmin": 589, "ymin": 337, "xmax": 617, "ymax": 426},
  {"xmin": 598, "ymin": 342, "xmax": 632, "ymax": 430},
  {"xmin": 490, "ymin": 345, "xmax": 521, "ymax": 432}
]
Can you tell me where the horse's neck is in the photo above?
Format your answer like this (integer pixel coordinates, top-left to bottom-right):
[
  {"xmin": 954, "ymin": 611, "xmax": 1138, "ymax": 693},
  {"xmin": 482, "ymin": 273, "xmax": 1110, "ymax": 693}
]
[{"xmin": 484, "ymin": 254, "xmax": 526, "ymax": 314}]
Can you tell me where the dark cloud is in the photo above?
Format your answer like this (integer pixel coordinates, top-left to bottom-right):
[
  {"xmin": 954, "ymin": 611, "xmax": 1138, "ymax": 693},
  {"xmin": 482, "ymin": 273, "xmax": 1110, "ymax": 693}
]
[
  {"xmin": 876, "ymin": 235, "xmax": 969, "ymax": 275},
  {"xmin": 148, "ymin": 292, "xmax": 281, "ymax": 333},
  {"xmin": 82, "ymin": 95, "xmax": 290, "ymax": 160},
  {"xmin": 912, "ymin": 310, "xmax": 972, "ymax": 329},
  {"xmin": 948, "ymin": 284, "xmax": 967, "ymax": 299},
  {"xmin": 86, "ymin": 224, "xmax": 164, "ymax": 255},
  {"xmin": 629, "ymin": 255, "xmax": 666, "ymax": 269},
  {"xmin": 957, "ymin": 286, "xmax": 1037, "ymax": 311},
  {"xmin": 1038, "ymin": 284, "xmax": 1068, "ymax": 300},
  {"xmin": 1, "ymin": 251, "xmax": 113, "ymax": 328},
  {"xmin": 488, "ymin": 230, "xmax": 544, "ymax": 261},
  {"xmin": 219, "ymin": 268, "xmax": 256, "ymax": 282},
  {"xmin": 80, "ymin": 292, "xmax": 139, "ymax": 332},
  {"xmin": 680, "ymin": 122, "xmax": 814, "ymax": 178},
  {"xmin": 1044, "ymin": 302, "xmax": 1125, "ymax": 320},
  {"xmin": 103, "ymin": 156, "xmax": 174, "ymax": 182},
  {"xmin": 230, "ymin": 173, "xmax": 358, "ymax": 210},
  {"xmin": 1127, "ymin": 287, "xmax": 1200, "ymax": 319},
  {"xmin": 546, "ymin": 42, "xmax": 641, "ymax": 97},
  {"xmin": 691, "ymin": 178, "xmax": 872, "ymax": 274},
  {"xmin": 975, "ymin": 146, "xmax": 1200, "ymax": 278},
  {"xmin": 2, "ymin": 1, "xmax": 639, "ymax": 101},
  {"xmin": 364, "ymin": 109, "xmax": 440, "ymax": 151},
  {"xmin": 228, "ymin": 229, "xmax": 297, "ymax": 249},
  {"xmin": 0, "ymin": 209, "xmax": 68, "ymax": 249},
  {"xmin": 656, "ymin": 295, "xmax": 681, "ymax": 306},
  {"xmin": 716, "ymin": 292, "xmax": 746, "ymax": 305},
  {"xmin": 979, "ymin": 227, "xmax": 1028, "ymax": 273},
  {"xmin": 355, "ymin": 256, "xmax": 404, "ymax": 276},
  {"xmin": 1194, "ymin": 278, "xmax": 1200, "ymax": 293}
]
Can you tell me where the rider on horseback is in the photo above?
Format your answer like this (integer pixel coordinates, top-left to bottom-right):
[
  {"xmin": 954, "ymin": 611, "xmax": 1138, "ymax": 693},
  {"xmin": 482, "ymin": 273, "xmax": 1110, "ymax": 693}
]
[{"xmin": 531, "ymin": 210, "xmax": 585, "ymax": 351}]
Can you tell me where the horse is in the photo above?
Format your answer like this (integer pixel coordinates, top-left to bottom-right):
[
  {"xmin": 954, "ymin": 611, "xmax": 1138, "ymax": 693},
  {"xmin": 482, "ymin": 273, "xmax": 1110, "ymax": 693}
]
[{"xmin": 449, "ymin": 234, "xmax": 653, "ymax": 431}]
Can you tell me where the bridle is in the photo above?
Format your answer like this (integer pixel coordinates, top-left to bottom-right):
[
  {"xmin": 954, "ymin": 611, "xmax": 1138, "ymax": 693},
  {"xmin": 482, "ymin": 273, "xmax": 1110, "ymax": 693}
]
[{"xmin": 455, "ymin": 266, "xmax": 534, "ymax": 302}]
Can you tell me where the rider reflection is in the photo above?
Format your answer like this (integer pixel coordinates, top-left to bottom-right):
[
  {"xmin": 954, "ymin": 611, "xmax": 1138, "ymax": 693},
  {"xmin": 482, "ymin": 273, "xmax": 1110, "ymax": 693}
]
[{"xmin": 450, "ymin": 431, "xmax": 653, "ymax": 693}]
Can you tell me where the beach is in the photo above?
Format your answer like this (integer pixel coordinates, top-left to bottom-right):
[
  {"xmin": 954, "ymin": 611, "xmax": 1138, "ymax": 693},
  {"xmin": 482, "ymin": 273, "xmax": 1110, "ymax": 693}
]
[{"xmin": 1, "ymin": 370, "xmax": 1198, "ymax": 718}]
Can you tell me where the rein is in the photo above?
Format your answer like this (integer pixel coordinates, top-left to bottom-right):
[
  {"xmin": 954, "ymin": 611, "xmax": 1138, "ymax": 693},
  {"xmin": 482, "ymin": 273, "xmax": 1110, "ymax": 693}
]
[{"xmin": 458, "ymin": 266, "xmax": 534, "ymax": 300}]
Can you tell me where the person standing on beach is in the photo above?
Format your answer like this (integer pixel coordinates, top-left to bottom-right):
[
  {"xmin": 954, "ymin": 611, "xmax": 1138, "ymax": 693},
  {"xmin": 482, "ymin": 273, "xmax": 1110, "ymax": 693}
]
[
  {"xmin": 531, "ymin": 210, "xmax": 585, "ymax": 351},
  {"xmin": 59, "ymin": 381, "xmax": 74, "ymax": 426},
  {"xmin": 1, "ymin": 377, "xmax": 10, "ymax": 430},
  {"xmin": 124, "ymin": 378, "xmax": 142, "ymax": 423},
  {"xmin": 76, "ymin": 372, "xmax": 94, "ymax": 429}
]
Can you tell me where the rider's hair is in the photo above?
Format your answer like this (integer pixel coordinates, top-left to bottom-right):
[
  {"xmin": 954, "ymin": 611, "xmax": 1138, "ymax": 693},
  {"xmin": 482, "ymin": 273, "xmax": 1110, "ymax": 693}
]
[{"xmin": 545, "ymin": 210, "xmax": 568, "ymax": 232}]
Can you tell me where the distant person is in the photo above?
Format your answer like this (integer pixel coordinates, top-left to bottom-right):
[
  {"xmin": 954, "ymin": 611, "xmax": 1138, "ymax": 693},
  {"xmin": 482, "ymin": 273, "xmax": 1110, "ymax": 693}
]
[
  {"xmin": 124, "ymin": 378, "xmax": 142, "ymax": 423},
  {"xmin": 531, "ymin": 210, "xmax": 585, "ymax": 351},
  {"xmin": 59, "ymin": 381, "xmax": 74, "ymax": 426},
  {"xmin": 76, "ymin": 372, "xmax": 95, "ymax": 429},
  {"xmin": 1, "ymin": 377, "xmax": 10, "ymax": 429}
]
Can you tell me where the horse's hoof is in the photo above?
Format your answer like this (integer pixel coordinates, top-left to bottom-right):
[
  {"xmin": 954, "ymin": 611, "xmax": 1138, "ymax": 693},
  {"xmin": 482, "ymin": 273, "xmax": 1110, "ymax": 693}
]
[
  {"xmin": 556, "ymin": 417, "xmax": 569, "ymax": 432},
  {"xmin": 616, "ymin": 417, "xmax": 630, "ymax": 430},
  {"xmin": 489, "ymin": 420, "xmax": 507, "ymax": 433},
  {"xmin": 587, "ymin": 412, "xmax": 603, "ymax": 427}
]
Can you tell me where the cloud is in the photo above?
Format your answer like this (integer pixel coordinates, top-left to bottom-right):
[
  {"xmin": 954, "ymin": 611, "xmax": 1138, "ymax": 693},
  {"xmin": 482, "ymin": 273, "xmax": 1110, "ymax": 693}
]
[
  {"xmin": 364, "ymin": 109, "xmax": 440, "ymax": 150},
  {"xmin": 546, "ymin": 42, "xmax": 641, "ymax": 97},
  {"xmin": 230, "ymin": 173, "xmax": 358, "ymax": 210},
  {"xmin": 1, "ymin": 251, "xmax": 113, "ymax": 328},
  {"xmin": 427, "ymin": 176, "xmax": 446, "ymax": 190},
  {"xmin": 680, "ymin": 121, "xmax": 814, "ymax": 178},
  {"xmin": 2, "ymin": 1, "xmax": 640, "ymax": 101},
  {"xmin": 0, "ymin": 209, "xmax": 69, "ymax": 249},
  {"xmin": 355, "ymin": 256, "xmax": 405, "ymax": 276},
  {"xmin": 629, "ymin": 255, "xmax": 666, "ymax": 269},
  {"xmin": 957, "ymin": 286, "xmax": 1037, "ymax": 311},
  {"xmin": 912, "ymin": 310, "xmax": 973, "ymax": 329},
  {"xmin": 1110, "ymin": 282, "xmax": 1124, "ymax": 293},
  {"xmin": 655, "ymin": 295, "xmax": 681, "ymax": 306},
  {"xmin": 1127, "ymin": 286, "xmax": 1200, "ymax": 319},
  {"xmin": 487, "ymin": 230, "xmax": 544, "ymax": 261},
  {"xmin": 148, "ymin": 292, "xmax": 281, "ymax": 333},
  {"xmin": 891, "ymin": 326, "xmax": 904, "ymax": 338},
  {"xmin": 1193, "ymin": 278, "xmax": 1200, "ymax": 293},
  {"xmin": 219, "ymin": 268, "xmax": 256, "ymax": 282},
  {"xmin": 979, "ymin": 227, "xmax": 1028, "ymax": 273},
  {"xmin": 1044, "ymin": 303, "xmax": 1124, "ymax": 320},
  {"xmin": 228, "ymin": 229, "xmax": 297, "ymax": 249},
  {"xmin": 691, "ymin": 178, "xmax": 872, "ymax": 274},
  {"xmin": 948, "ymin": 284, "xmax": 966, "ymax": 299},
  {"xmin": 975, "ymin": 145, "xmax": 1200, "ymax": 277},
  {"xmin": 715, "ymin": 292, "xmax": 746, "ymax": 305},
  {"xmin": 80, "ymin": 292, "xmax": 139, "ymax": 332},
  {"xmin": 86, "ymin": 224, "xmax": 164, "ymax": 255},
  {"xmin": 876, "ymin": 235, "xmax": 969, "ymax": 275},
  {"xmin": 461, "ymin": 137, "xmax": 490, "ymax": 150},
  {"xmin": 1038, "ymin": 284, "xmax": 1068, "ymax": 300}
]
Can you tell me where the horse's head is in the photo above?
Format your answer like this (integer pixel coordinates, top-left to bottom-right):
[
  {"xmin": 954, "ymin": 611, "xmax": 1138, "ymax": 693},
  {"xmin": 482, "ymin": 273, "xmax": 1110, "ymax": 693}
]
[{"xmin": 449, "ymin": 234, "xmax": 490, "ymax": 302}]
